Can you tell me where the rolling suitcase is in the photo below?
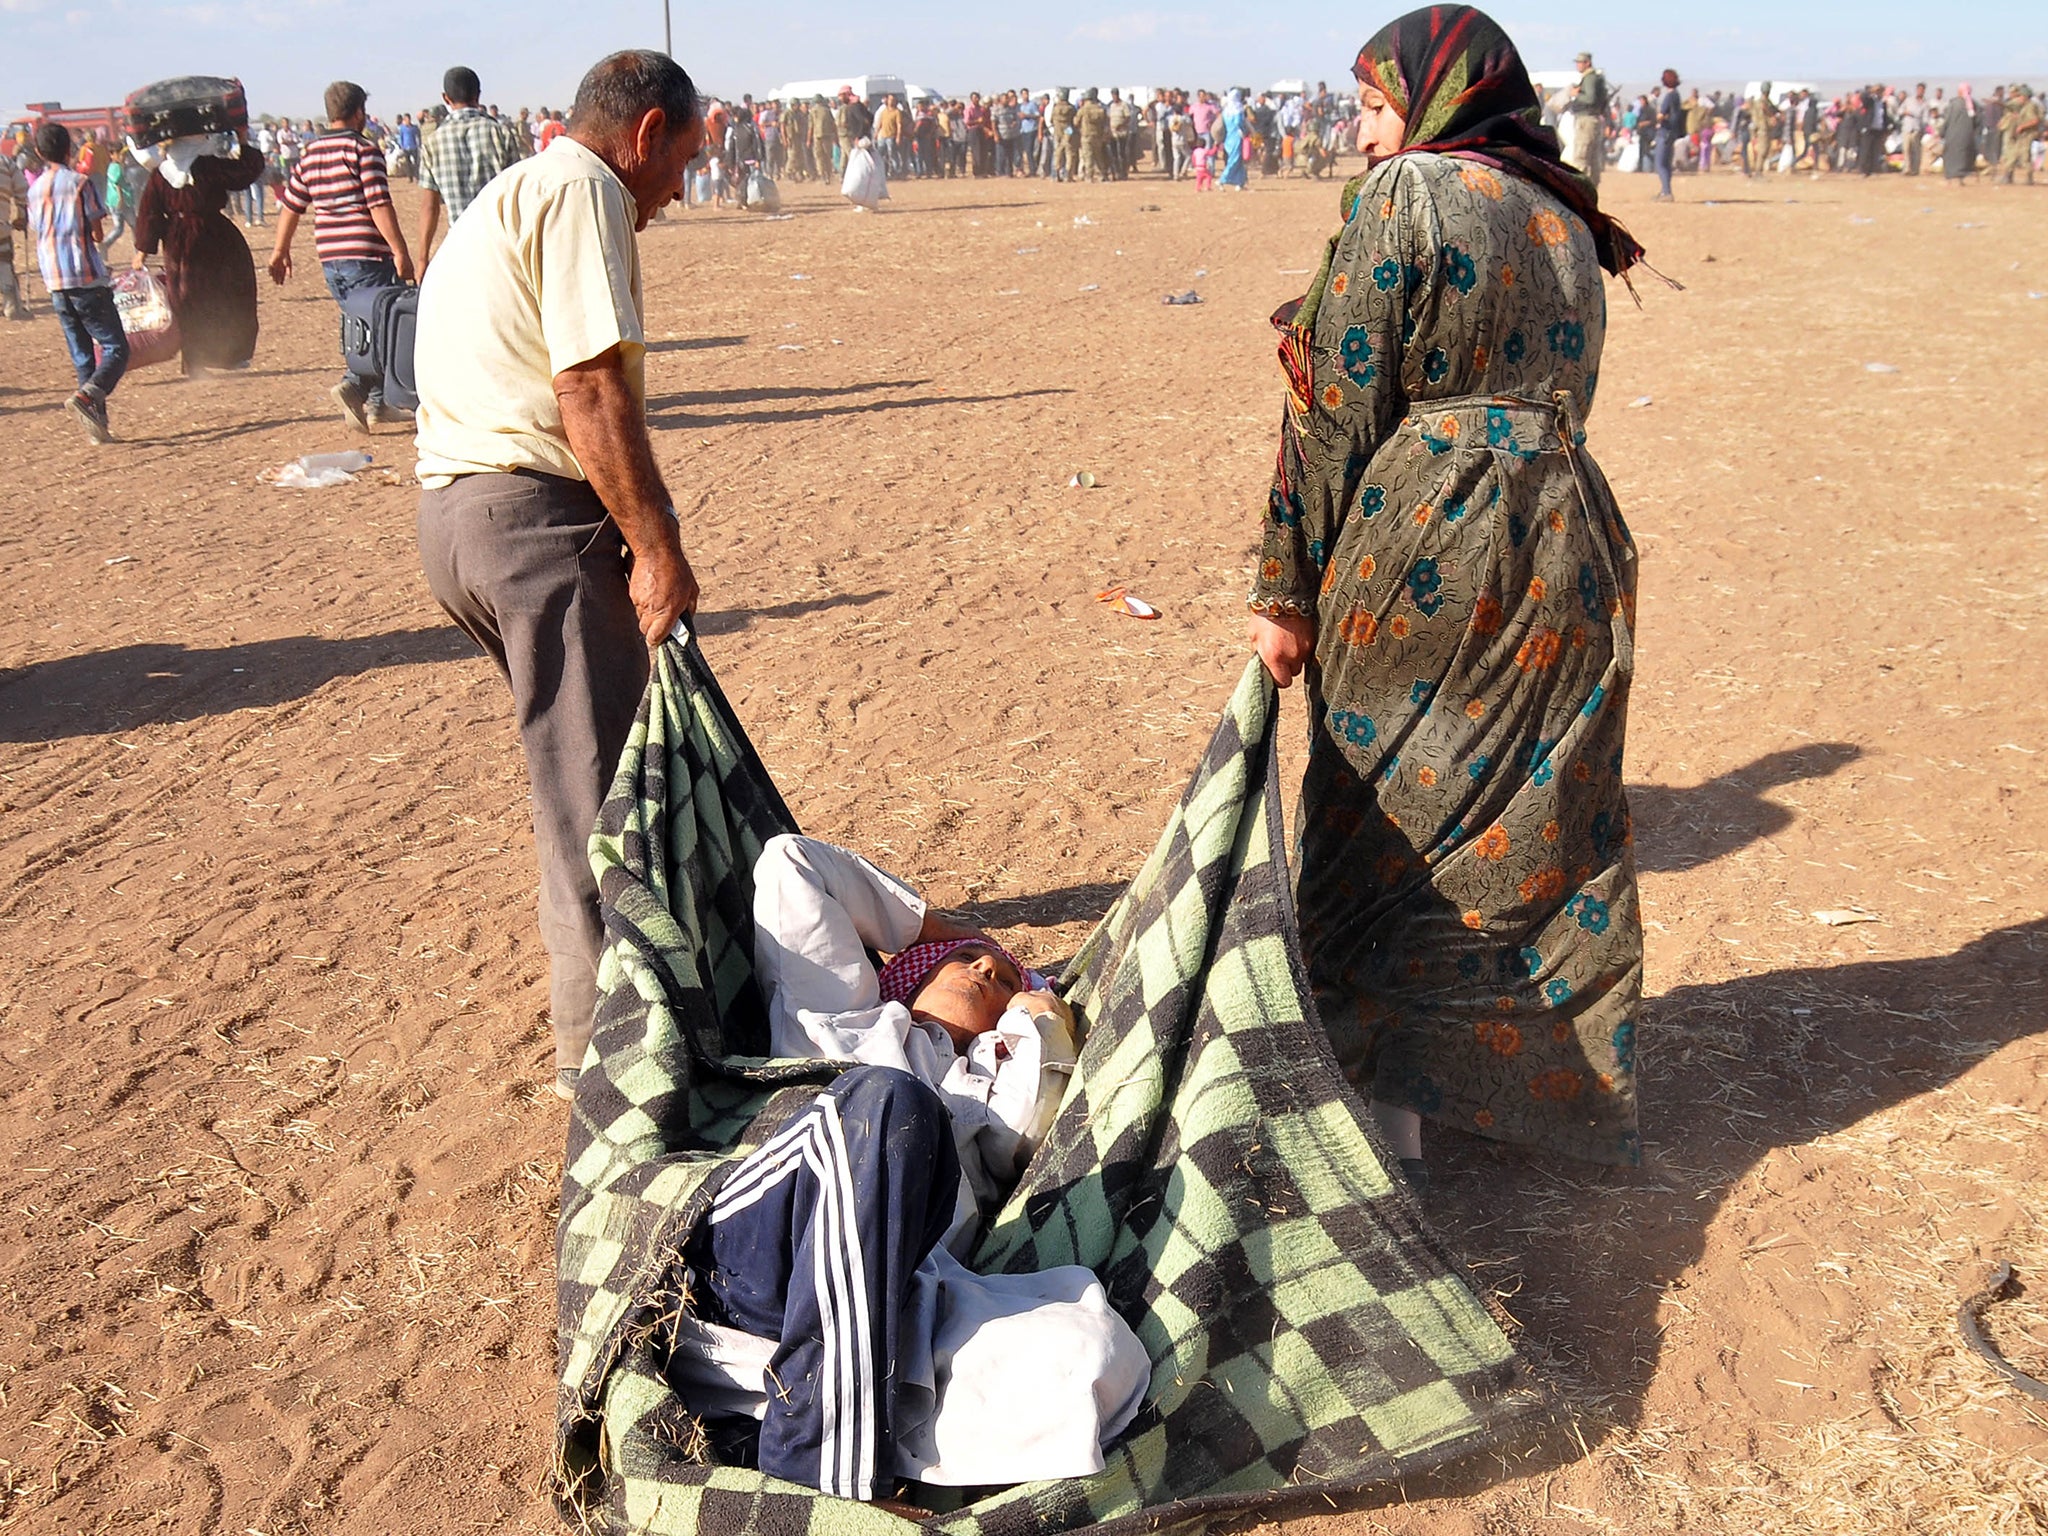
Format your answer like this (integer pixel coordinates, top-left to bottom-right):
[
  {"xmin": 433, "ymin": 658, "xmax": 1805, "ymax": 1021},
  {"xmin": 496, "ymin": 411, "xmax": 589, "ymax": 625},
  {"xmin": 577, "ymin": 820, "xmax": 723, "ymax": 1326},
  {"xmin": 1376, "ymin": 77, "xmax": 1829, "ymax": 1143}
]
[
  {"xmin": 126, "ymin": 76, "xmax": 249, "ymax": 146},
  {"xmin": 338, "ymin": 282, "xmax": 420, "ymax": 412}
]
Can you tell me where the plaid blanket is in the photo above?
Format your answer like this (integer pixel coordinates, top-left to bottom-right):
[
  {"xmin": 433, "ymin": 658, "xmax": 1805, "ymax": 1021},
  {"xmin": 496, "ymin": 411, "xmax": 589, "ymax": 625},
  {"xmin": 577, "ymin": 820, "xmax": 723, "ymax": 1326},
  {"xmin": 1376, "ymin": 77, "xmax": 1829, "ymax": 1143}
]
[{"xmin": 555, "ymin": 639, "xmax": 1546, "ymax": 1534}]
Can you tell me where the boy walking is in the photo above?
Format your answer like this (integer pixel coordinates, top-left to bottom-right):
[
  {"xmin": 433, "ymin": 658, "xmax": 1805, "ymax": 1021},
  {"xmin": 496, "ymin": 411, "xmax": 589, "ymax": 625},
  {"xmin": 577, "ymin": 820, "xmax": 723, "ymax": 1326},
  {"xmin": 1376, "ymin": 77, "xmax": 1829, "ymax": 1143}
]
[
  {"xmin": 27, "ymin": 122, "xmax": 128, "ymax": 444},
  {"xmin": 268, "ymin": 80, "xmax": 415, "ymax": 432}
]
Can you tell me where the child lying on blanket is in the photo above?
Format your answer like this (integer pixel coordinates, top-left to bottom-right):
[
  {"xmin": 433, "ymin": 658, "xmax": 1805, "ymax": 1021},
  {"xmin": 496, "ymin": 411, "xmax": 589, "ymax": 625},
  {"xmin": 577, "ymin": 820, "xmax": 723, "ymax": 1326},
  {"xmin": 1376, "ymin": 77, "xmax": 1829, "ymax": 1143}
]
[
  {"xmin": 753, "ymin": 833, "xmax": 1080, "ymax": 1229},
  {"xmin": 663, "ymin": 835, "xmax": 1147, "ymax": 1504}
]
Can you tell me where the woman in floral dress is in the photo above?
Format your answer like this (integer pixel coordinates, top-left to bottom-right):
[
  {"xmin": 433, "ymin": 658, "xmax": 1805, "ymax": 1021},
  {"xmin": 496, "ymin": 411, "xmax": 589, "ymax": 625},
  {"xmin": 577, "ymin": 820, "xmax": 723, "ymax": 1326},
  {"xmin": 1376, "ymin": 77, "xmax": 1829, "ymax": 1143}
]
[{"xmin": 1247, "ymin": 4, "xmax": 1654, "ymax": 1178}]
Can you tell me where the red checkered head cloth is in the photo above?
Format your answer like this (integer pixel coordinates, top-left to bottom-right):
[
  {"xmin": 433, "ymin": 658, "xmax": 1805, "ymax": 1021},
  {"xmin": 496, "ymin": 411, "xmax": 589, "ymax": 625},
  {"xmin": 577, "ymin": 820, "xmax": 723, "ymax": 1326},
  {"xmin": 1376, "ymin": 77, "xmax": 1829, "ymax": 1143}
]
[{"xmin": 876, "ymin": 938, "xmax": 1026, "ymax": 1007}]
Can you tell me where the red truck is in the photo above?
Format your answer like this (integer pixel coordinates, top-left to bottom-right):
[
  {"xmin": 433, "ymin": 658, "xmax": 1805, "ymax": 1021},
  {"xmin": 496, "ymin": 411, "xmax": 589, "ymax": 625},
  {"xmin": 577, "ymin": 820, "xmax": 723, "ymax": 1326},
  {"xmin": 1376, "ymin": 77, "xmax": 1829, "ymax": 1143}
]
[{"xmin": 10, "ymin": 101, "xmax": 127, "ymax": 146}]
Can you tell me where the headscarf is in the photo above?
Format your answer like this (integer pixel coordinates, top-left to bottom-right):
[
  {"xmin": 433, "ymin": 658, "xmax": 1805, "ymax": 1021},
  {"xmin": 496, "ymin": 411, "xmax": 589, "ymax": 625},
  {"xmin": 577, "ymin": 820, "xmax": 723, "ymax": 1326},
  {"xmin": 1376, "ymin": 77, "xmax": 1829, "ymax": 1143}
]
[
  {"xmin": 875, "ymin": 937, "xmax": 1028, "ymax": 1008},
  {"xmin": 1352, "ymin": 4, "xmax": 1645, "ymax": 276}
]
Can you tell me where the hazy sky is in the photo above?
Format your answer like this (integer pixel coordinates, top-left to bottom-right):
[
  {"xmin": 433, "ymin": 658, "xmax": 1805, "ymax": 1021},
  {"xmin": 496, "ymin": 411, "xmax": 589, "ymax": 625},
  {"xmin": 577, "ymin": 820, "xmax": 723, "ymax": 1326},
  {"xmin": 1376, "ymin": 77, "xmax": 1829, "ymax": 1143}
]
[{"xmin": 5, "ymin": 0, "xmax": 2041, "ymax": 121}]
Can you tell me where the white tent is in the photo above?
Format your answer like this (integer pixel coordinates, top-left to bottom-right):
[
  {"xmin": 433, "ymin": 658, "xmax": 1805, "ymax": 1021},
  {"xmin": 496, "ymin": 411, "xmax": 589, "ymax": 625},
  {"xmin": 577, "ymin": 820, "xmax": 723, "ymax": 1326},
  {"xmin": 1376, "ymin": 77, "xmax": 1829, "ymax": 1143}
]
[
  {"xmin": 1744, "ymin": 80, "xmax": 1815, "ymax": 105},
  {"xmin": 1269, "ymin": 79, "xmax": 1307, "ymax": 96},
  {"xmin": 768, "ymin": 74, "xmax": 909, "ymax": 105}
]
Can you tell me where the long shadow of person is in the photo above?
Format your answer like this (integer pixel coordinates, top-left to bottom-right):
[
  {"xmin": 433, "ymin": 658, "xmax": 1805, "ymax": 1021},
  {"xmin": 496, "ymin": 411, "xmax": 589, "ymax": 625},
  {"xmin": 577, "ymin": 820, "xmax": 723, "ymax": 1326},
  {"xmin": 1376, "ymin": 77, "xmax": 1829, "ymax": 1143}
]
[
  {"xmin": 0, "ymin": 628, "xmax": 477, "ymax": 744},
  {"xmin": 693, "ymin": 590, "xmax": 889, "ymax": 637},
  {"xmin": 1628, "ymin": 742, "xmax": 1863, "ymax": 873},
  {"xmin": 1416, "ymin": 916, "xmax": 2048, "ymax": 1477}
]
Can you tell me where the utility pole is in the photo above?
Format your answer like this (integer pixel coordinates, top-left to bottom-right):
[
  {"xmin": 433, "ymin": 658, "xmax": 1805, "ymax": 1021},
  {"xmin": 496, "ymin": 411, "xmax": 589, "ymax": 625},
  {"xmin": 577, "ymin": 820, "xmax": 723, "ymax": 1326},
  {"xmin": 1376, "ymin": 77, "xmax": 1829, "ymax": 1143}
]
[{"xmin": 663, "ymin": 0, "xmax": 672, "ymax": 57}]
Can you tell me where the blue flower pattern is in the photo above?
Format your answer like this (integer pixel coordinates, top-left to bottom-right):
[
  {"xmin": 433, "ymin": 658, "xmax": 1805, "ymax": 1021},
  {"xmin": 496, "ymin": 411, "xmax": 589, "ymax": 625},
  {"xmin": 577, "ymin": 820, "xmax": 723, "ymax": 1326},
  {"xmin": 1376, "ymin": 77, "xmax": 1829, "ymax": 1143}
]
[
  {"xmin": 1338, "ymin": 324, "xmax": 1376, "ymax": 385},
  {"xmin": 1546, "ymin": 320, "xmax": 1587, "ymax": 360},
  {"xmin": 1567, "ymin": 893, "xmax": 1611, "ymax": 934},
  {"xmin": 1329, "ymin": 708, "xmax": 1378, "ymax": 748},
  {"xmin": 1406, "ymin": 558, "xmax": 1444, "ymax": 617},
  {"xmin": 1578, "ymin": 560, "xmax": 1603, "ymax": 620},
  {"xmin": 1442, "ymin": 243, "xmax": 1478, "ymax": 294}
]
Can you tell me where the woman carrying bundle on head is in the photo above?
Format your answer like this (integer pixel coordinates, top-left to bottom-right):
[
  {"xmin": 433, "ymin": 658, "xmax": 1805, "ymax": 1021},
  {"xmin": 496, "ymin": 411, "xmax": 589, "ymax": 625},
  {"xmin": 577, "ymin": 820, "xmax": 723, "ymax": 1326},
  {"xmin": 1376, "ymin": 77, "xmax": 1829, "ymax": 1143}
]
[
  {"xmin": 1247, "ymin": 5, "xmax": 1653, "ymax": 1186},
  {"xmin": 132, "ymin": 130, "xmax": 268, "ymax": 375}
]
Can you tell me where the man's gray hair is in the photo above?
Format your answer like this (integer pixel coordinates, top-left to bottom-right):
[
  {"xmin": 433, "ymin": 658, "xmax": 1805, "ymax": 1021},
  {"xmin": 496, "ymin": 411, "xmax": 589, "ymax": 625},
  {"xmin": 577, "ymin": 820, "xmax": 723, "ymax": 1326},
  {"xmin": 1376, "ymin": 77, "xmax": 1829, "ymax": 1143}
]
[{"xmin": 570, "ymin": 50, "xmax": 702, "ymax": 138}]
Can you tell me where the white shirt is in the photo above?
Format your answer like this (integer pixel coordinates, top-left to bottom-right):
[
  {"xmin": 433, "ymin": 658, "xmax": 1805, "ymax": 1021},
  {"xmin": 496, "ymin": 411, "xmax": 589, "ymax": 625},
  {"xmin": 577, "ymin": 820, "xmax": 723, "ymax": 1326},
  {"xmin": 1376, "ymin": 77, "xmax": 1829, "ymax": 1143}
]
[
  {"xmin": 660, "ymin": 834, "xmax": 1148, "ymax": 1488},
  {"xmin": 751, "ymin": 834, "xmax": 1072, "ymax": 1227}
]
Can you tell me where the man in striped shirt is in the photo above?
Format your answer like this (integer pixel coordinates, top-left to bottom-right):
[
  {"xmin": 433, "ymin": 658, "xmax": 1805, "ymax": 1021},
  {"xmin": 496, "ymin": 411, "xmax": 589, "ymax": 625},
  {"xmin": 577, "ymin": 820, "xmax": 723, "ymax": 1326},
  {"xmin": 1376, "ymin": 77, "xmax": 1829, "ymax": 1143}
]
[
  {"xmin": 268, "ymin": 80, "xmax": 416, "ymax": 431},
  {"xmin": 415, "ymin": 65, "xmax": 528, "ymax": 271}
]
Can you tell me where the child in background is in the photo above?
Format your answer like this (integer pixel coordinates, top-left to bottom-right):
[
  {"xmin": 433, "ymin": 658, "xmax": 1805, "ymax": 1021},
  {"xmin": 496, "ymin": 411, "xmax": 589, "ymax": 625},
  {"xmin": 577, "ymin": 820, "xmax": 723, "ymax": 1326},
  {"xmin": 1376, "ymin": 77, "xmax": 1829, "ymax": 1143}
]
[
  {"xmin": 1192, "ymin": 141, "xmax": 1216, "ymax": 190},
  {"xmin": 1172, "ymin": 109, "xmax": 1196, "ymax": 179},
  {"xmin": 26, "ymin": 121, "xmax": 128, "ymax": 444}
]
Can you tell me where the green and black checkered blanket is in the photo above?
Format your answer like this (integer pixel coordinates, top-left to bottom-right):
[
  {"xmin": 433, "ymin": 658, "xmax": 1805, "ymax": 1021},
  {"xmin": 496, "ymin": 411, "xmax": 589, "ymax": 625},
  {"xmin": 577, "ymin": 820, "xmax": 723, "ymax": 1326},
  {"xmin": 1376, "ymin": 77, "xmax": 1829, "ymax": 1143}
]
[{"xmin": 555, "ymin": 638, "xmax": 1545, "ymax": 1534}]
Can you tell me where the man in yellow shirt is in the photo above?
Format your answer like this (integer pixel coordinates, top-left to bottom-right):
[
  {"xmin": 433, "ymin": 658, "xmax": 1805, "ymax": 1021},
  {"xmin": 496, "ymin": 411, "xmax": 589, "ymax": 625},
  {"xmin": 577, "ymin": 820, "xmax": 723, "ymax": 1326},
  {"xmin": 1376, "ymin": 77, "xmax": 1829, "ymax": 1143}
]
[{"xmin": 412, "ymin": 48, "xmax": 706, "ymax": 1099}]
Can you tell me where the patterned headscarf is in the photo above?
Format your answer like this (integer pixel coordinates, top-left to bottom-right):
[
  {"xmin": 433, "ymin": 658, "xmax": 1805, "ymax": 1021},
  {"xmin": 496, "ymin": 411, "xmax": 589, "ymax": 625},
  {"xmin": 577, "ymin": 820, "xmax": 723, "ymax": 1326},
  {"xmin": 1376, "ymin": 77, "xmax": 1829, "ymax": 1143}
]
[
  {"xmin": 1352, "ymin": 4, "xmax": 1645, "ymax": 276},
  {"xmin": 876, "ymin": 937, "xmax": 1026, "ymax": 1008}
]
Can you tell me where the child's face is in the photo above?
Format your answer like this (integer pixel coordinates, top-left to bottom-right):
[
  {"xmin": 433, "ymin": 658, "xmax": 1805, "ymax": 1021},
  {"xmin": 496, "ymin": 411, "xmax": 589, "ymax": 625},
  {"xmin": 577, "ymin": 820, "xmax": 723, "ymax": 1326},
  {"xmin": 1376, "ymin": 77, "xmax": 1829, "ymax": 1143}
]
[{"xmin": 910, "ymin": 944, "xmax": 1026, "ymax": 1049}]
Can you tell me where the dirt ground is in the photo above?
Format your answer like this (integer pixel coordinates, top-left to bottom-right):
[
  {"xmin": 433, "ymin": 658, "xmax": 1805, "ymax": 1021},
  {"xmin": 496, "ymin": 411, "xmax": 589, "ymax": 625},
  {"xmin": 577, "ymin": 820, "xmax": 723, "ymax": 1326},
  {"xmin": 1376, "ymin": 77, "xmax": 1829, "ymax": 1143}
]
[{"xmin": 2, "ymin": 161, "xmax": 2044, "ymax": 1536}]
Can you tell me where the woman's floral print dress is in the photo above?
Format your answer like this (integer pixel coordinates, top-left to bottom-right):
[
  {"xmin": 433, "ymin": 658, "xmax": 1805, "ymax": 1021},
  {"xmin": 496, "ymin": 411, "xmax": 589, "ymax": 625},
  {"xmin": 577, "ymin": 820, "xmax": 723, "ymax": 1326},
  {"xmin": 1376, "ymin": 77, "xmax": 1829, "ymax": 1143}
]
[{"xmin": 1251, "ymin": 151, "xmax": 1643, "ymax": 1165}]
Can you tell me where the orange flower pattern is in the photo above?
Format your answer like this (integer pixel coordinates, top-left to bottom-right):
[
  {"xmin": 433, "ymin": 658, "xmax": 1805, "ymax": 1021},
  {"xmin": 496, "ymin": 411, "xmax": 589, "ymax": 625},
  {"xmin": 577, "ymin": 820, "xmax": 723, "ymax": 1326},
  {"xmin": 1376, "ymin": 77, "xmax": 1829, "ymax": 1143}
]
[
  {"xmin": 1458, "ymin": 163, "xmax": 1503, "ymax": 200},
  {"xmin": 1249, "ymin": 153, "xmax": 1641, "ymax": 1166},
  {"xmin": 1337, "ymin": 609, "xmax": 1379, "ymax": 646},
  {"xmin": 1527, "ymin": 207, "xmax": 1569, "ymax": 246},
  {"xmin": 1515, "ymin": 626, "xmax": 1563, "ymax": 671},
  {"xmin": 1475, "ymin": 1019, "xmax": 1523, "ymax": 1056}
]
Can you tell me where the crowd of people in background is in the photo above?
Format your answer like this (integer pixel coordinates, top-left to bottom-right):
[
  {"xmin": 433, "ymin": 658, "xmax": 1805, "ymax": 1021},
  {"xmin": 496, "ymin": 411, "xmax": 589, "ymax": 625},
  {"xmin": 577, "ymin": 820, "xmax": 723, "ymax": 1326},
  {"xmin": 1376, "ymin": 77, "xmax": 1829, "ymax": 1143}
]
[
  {"xmin": 5, "ymin": 68, "xmax": 2040, "ymax": 274},
  {"xmin": 0, "ymin": 58, "xmax": 2041, "ymax": 444},
  {"xmin": 1547, "ymin": 54, "xmax": 2045, "ymax": 199},
  {"xmin": 677, "ymin": 82, "xmax": 1356, "ymax": 200}
]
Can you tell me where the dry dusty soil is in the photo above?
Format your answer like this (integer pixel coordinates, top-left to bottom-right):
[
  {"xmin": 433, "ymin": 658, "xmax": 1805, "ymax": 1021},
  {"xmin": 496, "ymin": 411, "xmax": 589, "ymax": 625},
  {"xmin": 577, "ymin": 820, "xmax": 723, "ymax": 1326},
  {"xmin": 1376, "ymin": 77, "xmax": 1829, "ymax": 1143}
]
[{"xmin": 1, "ymin": 162, "xmax": 2044, "ymax": 1535}]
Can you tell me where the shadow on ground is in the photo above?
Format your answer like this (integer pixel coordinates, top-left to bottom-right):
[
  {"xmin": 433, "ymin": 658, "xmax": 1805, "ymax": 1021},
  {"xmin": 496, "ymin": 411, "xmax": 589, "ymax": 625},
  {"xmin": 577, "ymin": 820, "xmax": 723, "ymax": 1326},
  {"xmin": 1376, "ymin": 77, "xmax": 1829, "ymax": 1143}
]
[
  {"xmin": 1630, "ymin": 742, "xmax": 1863, "ymax": 873},
  {"xmin": 647, "ymin": 379, "xmax": 1070, "ymax": 430},
  {"xmin": 0, "ymin": 628, "xmax": 477, "ymax": 742},
  {"xmin": 1386, "ymin": 917, "xmax": 2048, "ymax": 1492},
  {"xmin": 695, "ymin": 590, "xmax": 888, "ymax": 636},
  {"xmin": 967, "ymin": 881, "xmax": 1128, "ymax": 931},
  {"xmin": 646, "ymin": 335, "xmax": 748, "ymax": 353}
]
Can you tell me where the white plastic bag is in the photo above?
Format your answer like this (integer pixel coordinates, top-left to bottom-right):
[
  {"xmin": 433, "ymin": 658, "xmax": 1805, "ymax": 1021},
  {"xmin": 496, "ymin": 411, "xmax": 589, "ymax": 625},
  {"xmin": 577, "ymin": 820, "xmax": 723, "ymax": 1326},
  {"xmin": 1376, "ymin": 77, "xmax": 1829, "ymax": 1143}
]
[
  {"xmin": 840, "ymin": 142, "xmax": 889, "ymax": 209},
  {"xmin": 101, "ymin": 268, "xmax": 181, "ymax": 370},
  {"xmin": 265, "ymin": 450, "xmax": 372, "ymax": 489},
  {"xmin": 744, "ymin": 168, "xmax": 781, "ymax": 214}
]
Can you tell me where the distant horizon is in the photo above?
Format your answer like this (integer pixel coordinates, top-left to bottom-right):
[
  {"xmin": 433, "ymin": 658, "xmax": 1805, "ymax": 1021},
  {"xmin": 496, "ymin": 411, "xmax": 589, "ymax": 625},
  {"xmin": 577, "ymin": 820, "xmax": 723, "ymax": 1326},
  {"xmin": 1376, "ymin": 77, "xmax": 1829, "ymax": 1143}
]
[{"xmin": 3, "ymin": 1, "xmax": 2041, "ymax": 124}]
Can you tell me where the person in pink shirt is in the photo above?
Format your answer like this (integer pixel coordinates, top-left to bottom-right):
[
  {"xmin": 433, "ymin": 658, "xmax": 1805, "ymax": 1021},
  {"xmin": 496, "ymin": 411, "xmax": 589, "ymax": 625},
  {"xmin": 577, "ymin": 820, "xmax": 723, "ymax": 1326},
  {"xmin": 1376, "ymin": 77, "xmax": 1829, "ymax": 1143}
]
[
  {"xmin": 962, "ymin": 92, "xmax": 990, "ymax": 176},
  {"xmin": 1191, "ymin": 90, "xmax": 1220, "ymax": 145}
]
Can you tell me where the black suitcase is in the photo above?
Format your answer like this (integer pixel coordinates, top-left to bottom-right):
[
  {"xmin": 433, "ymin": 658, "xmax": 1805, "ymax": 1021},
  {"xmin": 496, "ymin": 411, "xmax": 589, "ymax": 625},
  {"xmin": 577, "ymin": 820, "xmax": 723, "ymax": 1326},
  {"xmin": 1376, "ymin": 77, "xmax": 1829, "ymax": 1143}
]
[
  {"xmin": 126, "ymin": 76, "xmax": 250, "ymax": 146},
  {"xmin": 339, "ymin": 283, "xmax": 420, "ymax": 412}
]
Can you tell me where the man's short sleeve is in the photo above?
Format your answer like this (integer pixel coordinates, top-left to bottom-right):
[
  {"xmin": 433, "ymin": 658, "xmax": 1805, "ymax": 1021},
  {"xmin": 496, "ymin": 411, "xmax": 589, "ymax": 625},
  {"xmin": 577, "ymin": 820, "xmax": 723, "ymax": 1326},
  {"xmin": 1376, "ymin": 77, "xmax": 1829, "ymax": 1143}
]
[
  {"xmin": 359, "ymin": 141, "xmax": 391, "ymax": 207},
  {"xmin": 417, "ymin": 136, "xmax": 443, "ymax": 195},
  {"xmin": 534, "ymin": 178, "xmax": 643, "ymax": 379},
  {"xmin": 279, "ymin": 161, "xmax": 311, "ymax": 214}
]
